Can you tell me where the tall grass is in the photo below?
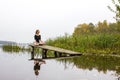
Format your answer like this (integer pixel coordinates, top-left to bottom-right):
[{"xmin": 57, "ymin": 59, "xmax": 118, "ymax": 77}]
[
  {"xmin": 46, "ymin": 33, "xmax": 120, "ymax": 54},
  {"xmin": 2, "ymin": 45, "xmax": 21, "ymax": 52},
  {"xmin": 2, "ymin": 45, "xmax": 31, "ymax": 53}
]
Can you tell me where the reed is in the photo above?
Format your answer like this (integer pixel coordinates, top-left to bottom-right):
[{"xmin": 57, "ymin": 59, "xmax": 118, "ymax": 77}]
[
  {"xmin": 2, "ymin": 45, "xmax": 21, "ymax": 52},
  {"xmin": 46, "ymin": 33, "xmax": 120, "ymax": 54},
  {"xmin": 2, "ymin": 45, "xmax": 31, "ymax": 53}
]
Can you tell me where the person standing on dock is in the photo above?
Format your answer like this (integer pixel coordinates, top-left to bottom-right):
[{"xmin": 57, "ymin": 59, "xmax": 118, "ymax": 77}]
[{"xmin": 34, "ymin": 29, "xmax": 45, "ymax": 45}]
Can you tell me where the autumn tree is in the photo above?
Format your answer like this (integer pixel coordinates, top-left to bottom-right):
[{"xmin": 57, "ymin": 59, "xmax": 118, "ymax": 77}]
[
  {"xmin": 96, "ymin": 20, "xmax": 109, "ymax": 33},
  {"xmin": 73, "ymin": 23, "xmax": 95, "ymax": 36}
]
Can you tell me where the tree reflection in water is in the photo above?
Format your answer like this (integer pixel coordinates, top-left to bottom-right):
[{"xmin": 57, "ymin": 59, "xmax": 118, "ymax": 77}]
[
  {"xmin": 57, "ymin": 55, "xmax": 120, "ymax": 77},
  {"xmin": 2, "ymin": 45, "xmax": 120, "ymax": 79}
]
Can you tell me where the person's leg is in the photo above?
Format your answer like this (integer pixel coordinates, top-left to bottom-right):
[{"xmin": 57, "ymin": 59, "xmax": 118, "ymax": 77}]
[
  {"xmin": 33, "ymin": 41, "xmax": 39, "ymax": 46},
  {"xmin": 39, "ymin": 41, "xmax": 45, "ymax": 45}
]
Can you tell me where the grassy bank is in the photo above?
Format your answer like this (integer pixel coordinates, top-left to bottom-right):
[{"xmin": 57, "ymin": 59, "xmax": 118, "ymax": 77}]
[
  {"xmin": 46, "ymin": 33, "xmax": 120, "ymax": 55},
  {"xmin": 2, "ymin": 45, "xmax": 31, "ymax": 53}
]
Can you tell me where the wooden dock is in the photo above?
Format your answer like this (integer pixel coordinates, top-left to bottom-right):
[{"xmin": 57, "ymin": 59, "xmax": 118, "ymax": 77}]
[{"xmin": 29, "ymin": 44, "xmax": 82, "ymax": 59}]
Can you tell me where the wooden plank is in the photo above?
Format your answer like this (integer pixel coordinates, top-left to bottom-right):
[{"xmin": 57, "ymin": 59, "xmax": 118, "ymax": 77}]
[{"xmin": 30, "ymin": 45, "xmax": 81, "ymax": 55}]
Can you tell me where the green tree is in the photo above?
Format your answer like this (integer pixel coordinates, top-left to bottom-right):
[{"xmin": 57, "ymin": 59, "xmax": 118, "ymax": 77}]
[
  {"xmin": 108, "ymin": 0, "xmax": 120, "ymax": 22},
  {"xmin": 96, "ymin": 20, "xmax": 109, "ymax": 33},
  {"xmin": 73, "ymin": 23, "xmax": 95, "ymax": 36},
  {"xmin": 88, "ymin": 23, "xmax": 95, "ymax": 33}
]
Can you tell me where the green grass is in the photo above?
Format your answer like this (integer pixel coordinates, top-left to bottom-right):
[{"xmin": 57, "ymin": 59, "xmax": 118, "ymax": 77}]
[
  {"xmin": 2, "ymin": 45, "xmax": 31, "ymax": 53},
  {"xmin": 46, "ymin": 33, "xmax": 120, "ymax": 55}
]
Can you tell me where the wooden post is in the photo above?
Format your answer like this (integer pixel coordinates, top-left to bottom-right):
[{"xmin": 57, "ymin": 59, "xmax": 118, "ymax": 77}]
[
  {"xmin": 54, "ymin": 51, "xmax": 58, "ymax": 57},
  {"xmin": 42, "ymin": 49, "xmax": 47, "ymax": 59},
  {"xmin": 31, "ymin": 51, "xmax": 34, "ymax": 59},
  {"xmin": 31, "ymin": 46, "xmax": 35, "ymax": 59},
  {"xmin": 31, "ymin": 46, "xmax": 34, "ymax": 54},
  {"xmin": 58, "ymin": 52, "xmax": 62, "ymax": 57}
]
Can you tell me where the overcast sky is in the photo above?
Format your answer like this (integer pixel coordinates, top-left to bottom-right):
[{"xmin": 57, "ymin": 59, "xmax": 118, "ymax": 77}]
[{"xmin": 0, "ymin": 0, "xmax": 115, "ymax": 43}]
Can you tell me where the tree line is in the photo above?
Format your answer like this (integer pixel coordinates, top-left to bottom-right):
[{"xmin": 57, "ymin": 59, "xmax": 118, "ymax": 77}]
[{"xmin": 73, "ymin": 20, "xmax": 120, "ymax": 35}]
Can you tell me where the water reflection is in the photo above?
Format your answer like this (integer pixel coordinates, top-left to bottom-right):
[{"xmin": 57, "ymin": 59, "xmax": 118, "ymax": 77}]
[
  {"xmin": 1, "ymin": 46, "xmax": 120, "ymax": 80},
  {"xmin": 57, "ymin": 55, "xmax": 120, "ymax": 77},
  {"xmin": 3, "ymin": 45, "xmax": 120, "ymax": 77},
  {"xmin": 34, "ymin": 59, "xmax": 46, "ymax": 76},
  {"xmin": 30, "ymin": 51, "xmax": 46, "ymax": 76}
]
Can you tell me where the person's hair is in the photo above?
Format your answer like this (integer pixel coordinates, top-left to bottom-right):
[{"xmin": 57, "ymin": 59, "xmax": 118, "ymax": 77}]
[
  {"xmin": 35, "ymin": 70, "xmax": 39, "ymax": 76},
  {"xmin": 35, "ymin": 29, "xmax": 40, "ymax": 34}
]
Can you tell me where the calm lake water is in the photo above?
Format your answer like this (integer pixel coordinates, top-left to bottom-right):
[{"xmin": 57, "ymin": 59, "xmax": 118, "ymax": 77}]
[{"xmin": 0, "ymin": 48, "xmax": 120, "ymax": 80}]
